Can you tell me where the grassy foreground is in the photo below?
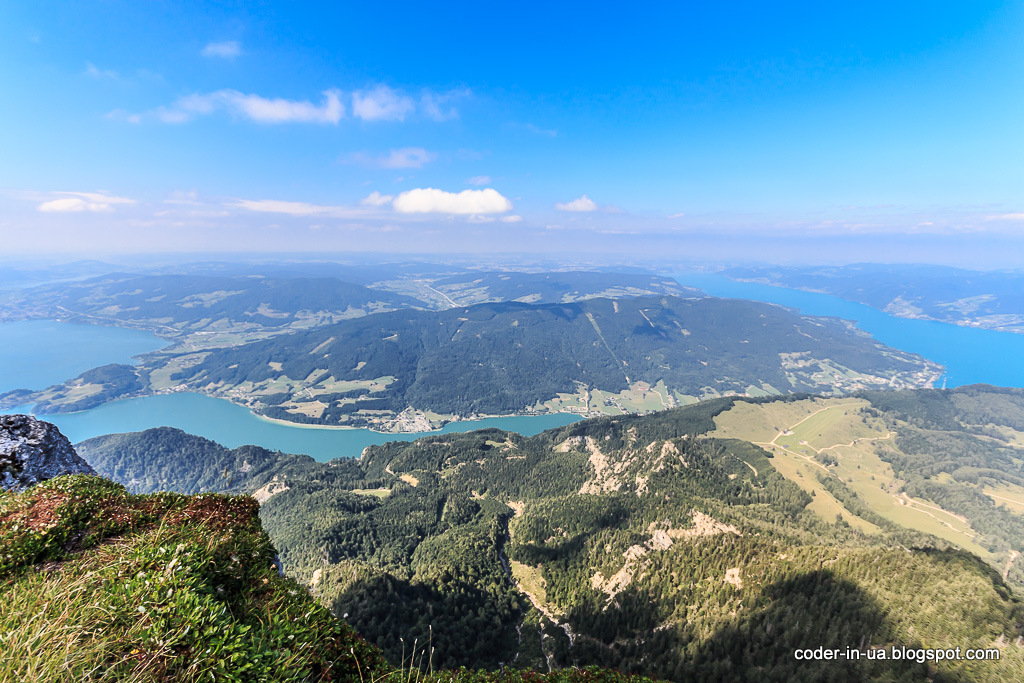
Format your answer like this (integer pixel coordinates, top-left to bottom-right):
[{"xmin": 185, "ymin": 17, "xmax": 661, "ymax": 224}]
[{"xmin": 0, "ymin": 475, "xmax": 659, "ymax": 683}]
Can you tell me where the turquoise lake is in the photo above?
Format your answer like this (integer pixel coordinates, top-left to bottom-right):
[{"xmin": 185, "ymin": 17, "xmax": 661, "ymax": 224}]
[
  {"xmin": 0, "ymin": 320, "xmax": 168, "ymax": 394},
  {"xmin": 0, "ymin": 320, "xmax": 579, "ymax": 461},
  {"xmin": 2, "ymin": 392, "xmax": 581, "ymax": 462},
  {"xmin": 670, "ymin": 272, "xmax": 1024, "ymax": 388}
]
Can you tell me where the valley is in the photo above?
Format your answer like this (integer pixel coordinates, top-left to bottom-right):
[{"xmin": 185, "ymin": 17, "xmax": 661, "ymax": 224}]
[
  {"xmin": 1, "ymin": 275, "xmax": 942, "ymax": 431},
  {"xmin": 7, "ymin": 5, "xmax": 1020, "ymax": 681},
  {"xmin": 77, "ymin": 385, "xmax": 1024, "ymax": 680}
]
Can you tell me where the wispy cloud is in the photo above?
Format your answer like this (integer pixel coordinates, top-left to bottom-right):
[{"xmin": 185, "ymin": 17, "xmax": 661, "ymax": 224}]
[
  {"xmin": 155, "ymin": 89, "xmax": 344, "ymax": 124},
  {"xmin": 393, "ymin": 188, "xmax": 513, "ymax": 215},
  {"xmin": 555, "ymin": 195, "xmax": 598, "ymax": 212},
  {"xmin": 127, "ymin": 84, "xmax": 462, "ymax": 126},
  {"xmin": 347, "ymin": 147, "xmax": 436, "ymax": 169},
  {"xmin": 352, "ymin": 86, "xmax": 415, "ymax": 121},
  {"xmin": 230, "ymin": 198, "xmax": 367, "ymax": 218},
  {"xmin": 164, "ymin": 190, "xmax": 200, "ymax": 205},
  {"xmin": 37, "ymin": 191, "xmax": 135, "ymax": 213},
  {"xmin": 466, "ymin": 175, "xmax": 491, "ymax": 186},
  {"xmin": 420, "ymin": 89, "xmax": 469, "ymax": 121},
  {"xmin": 360, "ymin": 191, "xmax": 394, "ymax": 207},
  {"xmin": 512, "ymin": 122, "xmax": 557, "ymax": 138},
  {"xmin": 202, "ymin": 41, "xmax": 241, "ymax": 59},
  {"xmin": 85, "ymin": 62, "xmax": 119, "ymax": 80},
  {"xmin": 987, "ymin": 212, "xmax": 1024, "ymax": 221}
]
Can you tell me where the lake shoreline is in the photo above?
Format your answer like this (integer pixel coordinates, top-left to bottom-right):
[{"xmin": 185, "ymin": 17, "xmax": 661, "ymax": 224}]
[
  {"xmin": 725, "ymin": 276, "xmax": 1024, "ymax": 336},
  {"xmin": 669, "ymin": 272, "xmax": 1024, "ymax": 389}
]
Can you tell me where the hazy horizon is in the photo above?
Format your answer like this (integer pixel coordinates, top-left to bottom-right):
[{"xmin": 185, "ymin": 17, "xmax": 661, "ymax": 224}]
[{"xmin": 3, "ymin": 2, "xmax": 1023, "ymax": 267}]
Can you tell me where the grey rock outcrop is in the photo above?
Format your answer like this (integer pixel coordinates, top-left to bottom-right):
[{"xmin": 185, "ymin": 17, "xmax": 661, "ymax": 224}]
[{"xmin": 0, "ymin": 414, "xmax": 95, "ymax": 492}]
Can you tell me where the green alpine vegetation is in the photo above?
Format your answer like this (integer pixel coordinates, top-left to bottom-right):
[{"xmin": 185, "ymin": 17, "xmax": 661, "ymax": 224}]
[
  {"xmin": 79, "ymin": 385, "xmax": 1024, "ymax": 681},
  {"xmin": 0, "ymin": 473, "xmax": 661, "ymax": 683}
]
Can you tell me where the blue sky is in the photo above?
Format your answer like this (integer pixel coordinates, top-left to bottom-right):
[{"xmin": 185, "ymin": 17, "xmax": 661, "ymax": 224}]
[{"xmin": 3, "ymin": 1, "xmax": 1023, "ymax": 263}]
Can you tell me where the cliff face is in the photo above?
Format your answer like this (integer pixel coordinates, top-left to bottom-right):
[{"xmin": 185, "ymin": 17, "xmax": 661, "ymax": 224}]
[{"xmin": 0, "ymin": 414, "xmax": 95, "ymax": 492}]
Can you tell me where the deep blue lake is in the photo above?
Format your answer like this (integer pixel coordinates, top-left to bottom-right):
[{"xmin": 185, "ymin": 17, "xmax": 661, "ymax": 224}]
[{"xmin": 671, "ymin": 272, "xmax": 1024, "ymax": 388}]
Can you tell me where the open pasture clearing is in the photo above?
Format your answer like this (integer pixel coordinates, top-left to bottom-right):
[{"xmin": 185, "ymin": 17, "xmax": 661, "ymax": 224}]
[{"xmin": 710, "ymin": 397, "xmax": 992, "ymax": 557}]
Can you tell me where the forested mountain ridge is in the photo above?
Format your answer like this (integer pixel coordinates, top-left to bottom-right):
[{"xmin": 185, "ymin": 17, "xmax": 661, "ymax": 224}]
[
  {"xmin": 79, "ymin": 386, "xmax": 1024, "ymax": 681},
  {"xmin": 163, "ymin": 295, "xmax": 940, "ymax": 430}
]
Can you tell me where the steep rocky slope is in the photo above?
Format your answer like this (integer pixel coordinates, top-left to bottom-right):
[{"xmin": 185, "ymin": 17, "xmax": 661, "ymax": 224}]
[{"xmin": 1, "ymin": 413, "xmax": 95, "ymax": 491}]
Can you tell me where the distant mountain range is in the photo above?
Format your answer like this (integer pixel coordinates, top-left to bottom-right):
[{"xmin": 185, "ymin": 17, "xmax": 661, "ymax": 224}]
[{"xmin": 0, "ymin": 273, "xmax": 424, "ymax": 333}]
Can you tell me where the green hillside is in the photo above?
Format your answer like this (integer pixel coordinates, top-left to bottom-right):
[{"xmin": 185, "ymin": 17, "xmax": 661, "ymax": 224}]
[
  {"xmin": 160, "ymin": 295, "xmax": 938, "ymax": 429},
  {"xmin": 0, "ymin": 475, "xmax": 388, "ymax": 682},
  {"xmin": 0, "ymin": 473, "xmax": 659, "ymax": 683},
  {"xmin": 79, "ymin": 387, "xmax": 1024, "ymax": 681}
]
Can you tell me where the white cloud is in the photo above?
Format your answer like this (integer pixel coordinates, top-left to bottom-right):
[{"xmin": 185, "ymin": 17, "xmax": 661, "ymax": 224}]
[
  {"xmin": 352, "ymin": 86, "xmax": 415, "ymax": 121},
  {"xmin": 39, "ymin": 198, "xmax": 107, "ymax": 213},
  {"xmin": 987, "ymin": 213, "xmax": 1024, "ymax": 221},
  {"xmin": 668, "ymin": 212, "xmax": 686, "ymax": 219},
  {"xmin": 231, "ymin": 199, "xmax": 365, "ymax": 218},
  {"xmin": 349, "ymin": 147, "xmax": 436, "ymax": 169},
  {"xmin": 360, "ymin": 191, "xmax": 394, "ymax": 207},
  {"xmin": 202, "ymin": 41, "xmax": 241, "ymax": 59},
  {"xmin": 37, "ymin": 191, "xmax": 135, "ymax": 213},
  {"xmin": 555, "ymin": 195, "xmax": 598, "ymax": 212},
  {"xmin": 393, "ymin": 188, "xmax": 513, "ymax": 215},
  {"xmin": 501, "ymin": 215, "xmax": 523, "ymax": 223},
  {"xmin": 157, "ymin": 89, "xmax": 344, "ymax": 124},
  {"xmin": 466, "ymin": 175, "xmax": 491, "ymax": 186}
]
